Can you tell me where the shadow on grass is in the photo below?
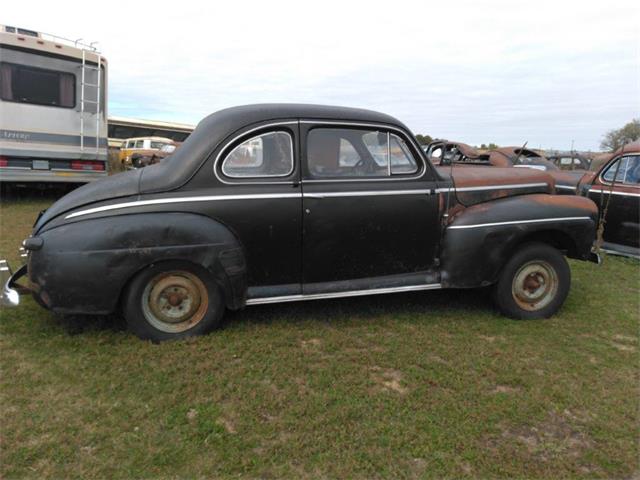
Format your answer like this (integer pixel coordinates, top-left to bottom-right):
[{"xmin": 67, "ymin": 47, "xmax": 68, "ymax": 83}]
[{"xmin": 46, "ymin": 287, "xmax": 495, "ymax": 337}]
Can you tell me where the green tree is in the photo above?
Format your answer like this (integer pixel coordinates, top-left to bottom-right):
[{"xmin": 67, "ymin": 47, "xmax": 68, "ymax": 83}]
[
  {"xmin": 600, "ymin": 119, "xmax": 640, "ymax": 151},
  {"xmin": 415, "ymin": 134, "xmax": 433, "ymax": 145}
]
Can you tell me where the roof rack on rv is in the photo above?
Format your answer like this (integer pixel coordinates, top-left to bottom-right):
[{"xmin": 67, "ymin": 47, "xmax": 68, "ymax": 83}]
[{"xmin": 1, "ymin": 25, "xmax": 100, "ymax": 52}]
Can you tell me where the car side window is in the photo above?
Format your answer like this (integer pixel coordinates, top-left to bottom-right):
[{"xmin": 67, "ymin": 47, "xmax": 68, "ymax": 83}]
[
  {"xmin": 134, "ymin": 140, "xmax": 144, "ymax": 148},
  {"xmin": 307, "ymin": 128, "xmax": 419, "ymax": 178},
  {"xmin": 603, "ymin": 155, "xmax": 640, "ymax": 185},
  {"xmin": 222, "ymin": 131, "xmax": 293, "ymax": 178},
  {"xmin": 389, "ymin": 134, "xmax": 418, "ymax": 174}
]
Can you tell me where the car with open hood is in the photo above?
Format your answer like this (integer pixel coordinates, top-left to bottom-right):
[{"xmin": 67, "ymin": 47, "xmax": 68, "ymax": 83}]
[{"xmin": 1, "ymin": 104, "xmax": 600, "ymax": 341}]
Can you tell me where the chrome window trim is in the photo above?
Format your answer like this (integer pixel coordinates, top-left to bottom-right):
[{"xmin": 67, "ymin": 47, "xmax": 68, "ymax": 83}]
[
  {"xmin": 221, "ymin": 130, "xmax": 295, "ymax": 179},
  {"xmin": 246, "ymin": 283, "xmax": 442, "ymax": 305},
  {"xmin": 300, "ymin": 120, "xmax": 428, "ymax": 183},
  {"xmin": 213, "ymin": 121, "xmax": 298, "ymax": 186},
  {"xmin": 448, "ymin": 216, "xmax": 592, "ymax": 230},
  {"xmin": 598, "ymin": 153, "xmax": 640, "ymax": 188}
]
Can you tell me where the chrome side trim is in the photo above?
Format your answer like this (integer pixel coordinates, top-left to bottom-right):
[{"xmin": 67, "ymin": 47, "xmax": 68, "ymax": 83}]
[
  {"xmin": 448, "ymin": 216, "xmax": 592, "ymax": 230},
  {"xmin": 303, "ymin": 189, "xmax": 431, "ymax": 199},
  {"xmin": 555, "ymin": 185, "xmax": 577, "ymax": 190},
  {"xmin": 65, "ymin": 193, "xmax": 302, "ymax": 219},
  {"xmin": 246, "ymin": 283, "xmax": 442, "ymax": 305},
  {"xmin": 436, "ymin": 182, "xmax": 548, "ymax": 193},
  {"xmin": 588, "ymin": 188, "xmax": 640, "ymax": 198}
]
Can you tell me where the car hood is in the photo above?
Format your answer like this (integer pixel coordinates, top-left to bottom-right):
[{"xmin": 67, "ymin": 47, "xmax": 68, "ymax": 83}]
[
  {"xmin": 34, "ymin": 169, "xmax": 142, "ymax": 232},
  {"xmin": 437, "ymin": 166, "xmax": 555, "ymax": 207}
]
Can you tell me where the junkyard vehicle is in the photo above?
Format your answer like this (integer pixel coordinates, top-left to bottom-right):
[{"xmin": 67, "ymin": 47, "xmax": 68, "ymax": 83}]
[
  {"xmin": 425, "ymin": 140, "xmax": 486, "ymax": 165},
  {"xmin": 429, "ymin": 142, "xmax": 559, "ymax": 172},
  {"xmin": 1, "ymin": 104, "xmax": 600, "ymax": 341},
  {"xmin": 576, "ymin": 142, "xmax": 640, "ymax": 257},
  {"xmin": 488, "ymin": 147, "xmax": 559, "ymax": 171},
  {"xmin": 128, "ymin": 142, "xmax": 181, "ymax": 169},
  {"xmin": 547, "ymin": 152, "xmax": 592, "ymax": 171},
  {"xmin": 119, "ymin": 136, "xmax": 174, "ymax": 169}
]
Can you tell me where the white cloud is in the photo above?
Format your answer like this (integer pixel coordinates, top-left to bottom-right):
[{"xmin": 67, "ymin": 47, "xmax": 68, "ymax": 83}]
[{"xmin": 4, "ymin": 0, "xmax": 639, "ymax": 150}]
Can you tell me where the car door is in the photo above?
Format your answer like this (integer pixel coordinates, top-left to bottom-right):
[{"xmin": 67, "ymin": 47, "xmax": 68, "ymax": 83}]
[
  {"xmin": 300, "ymin": 122, "xmax": 441, "ymax": 292},
  {"xmin": 209, "ymin": 122, "xmax": 303, "ymax": 298},
  {"xmin": 589, "ymin": 154, "xmax": 640, "ymax": 248}
]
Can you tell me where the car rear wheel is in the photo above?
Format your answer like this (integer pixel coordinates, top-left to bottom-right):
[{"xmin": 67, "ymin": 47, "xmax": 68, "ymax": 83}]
[
  {"xmin": 123, "ymin": 261, "xmax": 224, "ymax": 341},
  {"xmin": 492, "ymin": 242, "xmax": 570, "ymax": 319}
]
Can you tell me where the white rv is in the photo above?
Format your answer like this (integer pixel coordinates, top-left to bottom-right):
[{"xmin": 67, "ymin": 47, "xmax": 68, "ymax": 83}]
[{"xmin": 0, "ymin": 25, "xmax": 108, "ymax": 183}]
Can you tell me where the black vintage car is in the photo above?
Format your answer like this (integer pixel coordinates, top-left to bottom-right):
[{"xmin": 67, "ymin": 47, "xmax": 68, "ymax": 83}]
[
  {"xmin": 1, "ymin": 105, "xmax": 600, "ymax": 341},
  {"xmin": 549, "ymin": 142, "xmax": 640, "ymax": 258}
]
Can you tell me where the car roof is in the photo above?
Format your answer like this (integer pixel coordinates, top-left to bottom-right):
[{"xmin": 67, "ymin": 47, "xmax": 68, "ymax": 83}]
[{"xmin": 139, "ymin": 104, "xmax": 412, "ymax": 193}]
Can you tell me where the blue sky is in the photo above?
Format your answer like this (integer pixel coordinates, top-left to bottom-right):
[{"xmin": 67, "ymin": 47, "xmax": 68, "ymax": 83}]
[{"xmin": 5, "ymin": 0, "xmax": 639, "ymax": 150}]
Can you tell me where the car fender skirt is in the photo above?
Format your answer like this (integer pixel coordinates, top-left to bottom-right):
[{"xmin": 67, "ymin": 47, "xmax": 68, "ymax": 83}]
[
  {"xmin": 27, "ymin": 213, "xmax": 247, "ymax": 315},
  {"xmin": 439, "ymin": 194, "xmax": 598, "ymax": 288}
]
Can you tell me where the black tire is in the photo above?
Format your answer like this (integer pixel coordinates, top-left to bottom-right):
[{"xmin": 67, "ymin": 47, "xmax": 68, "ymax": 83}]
[
  {"xmin": 123, "ymin": 261, "xmax": 225, "ymax": 341},
  {"xmin": 492, "ymin": 242, "xmax": 570, "ymax": 320}
]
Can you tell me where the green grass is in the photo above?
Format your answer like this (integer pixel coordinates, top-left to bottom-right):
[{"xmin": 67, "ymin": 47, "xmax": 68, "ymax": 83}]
[{"xmin": 1, "ymin": 196, "xmax": 639, "ymax": 479}]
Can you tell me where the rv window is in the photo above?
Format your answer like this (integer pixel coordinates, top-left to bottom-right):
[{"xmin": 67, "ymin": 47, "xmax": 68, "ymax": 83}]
[{"xmin": 0, "ymin": 63, "xmax": 75, "ymax": 108}]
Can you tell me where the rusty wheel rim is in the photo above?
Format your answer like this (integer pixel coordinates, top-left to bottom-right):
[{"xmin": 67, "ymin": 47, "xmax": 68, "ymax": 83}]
[
  {"xmin": 141, "ymin": 271, "xmax": 208, "ymax": 333},
  {"xmin": 511, "ymin": 260, "xmax": 558, "ymax": 312}
]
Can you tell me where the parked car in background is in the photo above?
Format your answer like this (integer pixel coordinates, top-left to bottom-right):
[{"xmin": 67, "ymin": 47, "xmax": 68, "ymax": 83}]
[
  {"xmin": 425, "ymin": 140, "xmax": 487, "ymax": 165},
  {"xmin": 488, "ymin": 147, "xmax": 559, "ymax": 171},
  {"xmin": 428, "ymin": 142, "xmax": 558, "ymax": 172},
  {"xmin": 128, "ymin": 141, "xmax": 182, "ymax": 169},
  {"xmin": 547, "ymin": 152, "xmax": 592, "ymax": 171},
  {"xmin": 119, "ymin": 136, "xmax": 174, "ymax": 169},
  {"xmin": 2, "ymin": 104, "xmax": 600, "ymax": 341},
  {"xmin": 576, "ymin": 142, "xmax": 640, "ymax": 257}
]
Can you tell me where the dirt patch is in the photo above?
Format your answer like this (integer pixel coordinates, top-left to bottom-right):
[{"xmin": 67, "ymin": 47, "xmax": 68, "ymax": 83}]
[
  {"xmin": 499, "ymin": 411, "xmax": 592, "ymax": 462},
  {"xmin": 428, "ymin": 354, "xmax": 449, "ymax": 365},
  {"xmin": 612, "ymin": 334, "xmax": 637, "ymax": 344},
  {"xmin": 370, "ymin": 366, "xmax": 408, "ymax": 394},
  {"xmin": 300, "ymin": 338, "xmax": 322, "ymax": 350},
  {"xmin": 611, "ymin": 342, "xmax": 636, "ymax": 352},
  {"xmin": 492, "ymin": 385, "xmax": 521, "ymax": 394},
  {"xmin": 217, "ymin": 416, "xmax": 237, "ymax": 434},
  {"xmin": 478, "ymin": 334, "xmax": 504, "ymax": 343}
]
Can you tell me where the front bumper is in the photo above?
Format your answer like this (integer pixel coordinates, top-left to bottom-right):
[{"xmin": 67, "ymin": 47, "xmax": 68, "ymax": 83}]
[{"xmin": 0, "ymin": 260, "xmax": 29, "ymax": 307}]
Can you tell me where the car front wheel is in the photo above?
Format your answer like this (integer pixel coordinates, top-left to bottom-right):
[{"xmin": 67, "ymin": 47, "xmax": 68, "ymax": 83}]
[
  {"xmin": 123, "ymin": 261, "xmax": 224, "ymax": 341},
  {"xmin": 492, "ymin": 242, "xmax": 570, "ymax": 319}
]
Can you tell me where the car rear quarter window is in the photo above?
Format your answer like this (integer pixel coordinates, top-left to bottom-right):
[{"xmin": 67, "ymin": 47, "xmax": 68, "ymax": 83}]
[
  {"xmin": 307, "ymin": 128, "xmax": 418, "ymax": 178},
  {"xmin": 222, "ymin": 131, "xmax": 293, "ymax": 178}
]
